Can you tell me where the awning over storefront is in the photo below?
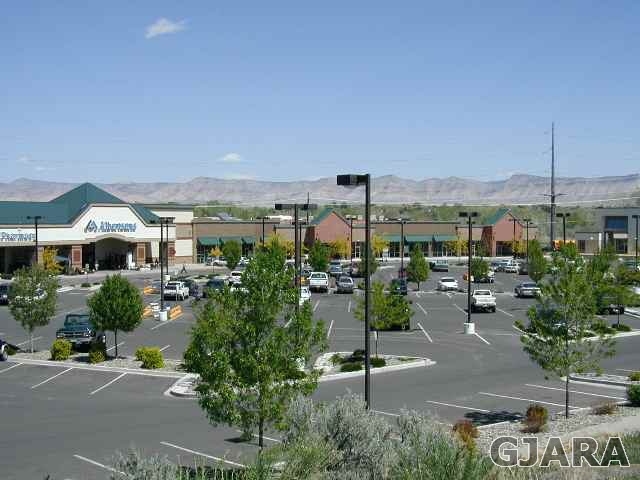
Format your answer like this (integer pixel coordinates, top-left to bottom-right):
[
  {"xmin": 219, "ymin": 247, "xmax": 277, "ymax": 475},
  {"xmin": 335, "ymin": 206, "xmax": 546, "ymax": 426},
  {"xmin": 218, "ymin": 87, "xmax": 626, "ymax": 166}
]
[
  {"xmin": 198, "ymin": 236, "xmax": 220, "ymax": 246},
  {"xmin": 404, "ymin": 235, "xmax": 432, "ymax": 243},
  {"xmin": 382, "ymin": 234, "xmax": 402, "ymax": 242},
  {"xmin": 219, "ymin": 236, "xmax": 243, "ymax": 244},
  {"xmin": 241, "ymin": 236, "xmax": 256, "ymax": 244},
  {"xmin": 432, "ymin": 234, "xmax": 458, "ymax": 242}
]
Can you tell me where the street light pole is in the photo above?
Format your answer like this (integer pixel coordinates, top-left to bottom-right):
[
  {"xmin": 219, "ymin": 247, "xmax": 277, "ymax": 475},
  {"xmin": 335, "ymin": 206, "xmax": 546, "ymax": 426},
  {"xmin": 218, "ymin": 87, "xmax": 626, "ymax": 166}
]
[
  {"xmin": 159, "ymin": 218, "xmax": 165, "ymax": 313},
  {"xmin": 337, "ymin": 174, "xmax": 371, "ymax": 409},
  {"xmin": 556, "ymin": 213, "xmax": 570, "ymax": 247},
  {"xmin": 459, "ymin": 211, "xmax": 478, "ymax": 334},
  {"xmin": 508, "ymin": 217, "xmax": 520, "ymax": 259},
  {"xmin": 27, "ymin": 215, "xmax": 43, "ymax": 265},
  {"xmin": 350, "ymin": 217, "xmax": 354, "ymax": 272},
  {"xmin": 523, "ymin": 219, "xmax": 532, "ymax": 264},
  {"xmin": 633, "ymin": 215, "xmax": 639, "ymax": 270}
]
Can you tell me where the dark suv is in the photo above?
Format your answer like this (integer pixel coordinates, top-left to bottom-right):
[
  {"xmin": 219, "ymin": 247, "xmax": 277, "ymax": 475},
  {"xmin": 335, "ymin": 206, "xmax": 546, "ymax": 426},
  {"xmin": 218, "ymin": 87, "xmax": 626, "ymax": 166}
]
[{"xmin": 55, "ymin": 313, "xmax": 106, "ymax": 350}]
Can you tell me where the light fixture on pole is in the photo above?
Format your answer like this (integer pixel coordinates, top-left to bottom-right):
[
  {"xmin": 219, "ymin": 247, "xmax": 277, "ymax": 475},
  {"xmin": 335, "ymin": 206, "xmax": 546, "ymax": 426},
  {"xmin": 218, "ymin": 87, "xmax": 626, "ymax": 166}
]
[
  {"xmin": 459, "ymin": 212, "xmax": 478, "ymax": 335},
  {"xmin": 338, "ymin": 174, "xmax": 371, "ymax": 408},
  {"xmin": 26, "ymin": 215, "xmax": 43, "ymax": 266},
  {"xmin": 556, "ymin": 213, "xmax": 570, "ymax": 246}
]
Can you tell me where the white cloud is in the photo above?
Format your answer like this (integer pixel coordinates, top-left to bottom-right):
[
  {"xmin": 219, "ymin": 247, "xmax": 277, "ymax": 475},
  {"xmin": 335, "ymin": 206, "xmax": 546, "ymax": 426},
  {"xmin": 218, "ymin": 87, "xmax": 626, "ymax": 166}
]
[
  {"xmin": 145, "ymin": 18, "xmax": 186, "ymax": 39},
  {"xmin": 218, "ymin": 152, "xmax": 243, "ymax": 164}
]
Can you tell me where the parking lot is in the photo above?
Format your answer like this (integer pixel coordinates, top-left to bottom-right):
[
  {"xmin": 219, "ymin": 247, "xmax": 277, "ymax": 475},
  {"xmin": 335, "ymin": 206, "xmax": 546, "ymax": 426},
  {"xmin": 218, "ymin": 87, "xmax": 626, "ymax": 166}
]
[{"xmin": 2, "ymin": 263, "xmax": 640, "ymax": 479}]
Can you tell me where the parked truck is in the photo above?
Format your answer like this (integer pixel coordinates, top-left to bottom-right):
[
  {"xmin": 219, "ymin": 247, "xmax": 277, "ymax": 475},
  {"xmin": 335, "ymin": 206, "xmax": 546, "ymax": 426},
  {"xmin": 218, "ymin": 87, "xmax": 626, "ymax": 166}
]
[
  {"xmin": 55, "ymin": 313, "xmax": 106, "ymax": 350},
  {"xmin": 470, "ymin": 289, "xmax": 497, "ymax": 313}
]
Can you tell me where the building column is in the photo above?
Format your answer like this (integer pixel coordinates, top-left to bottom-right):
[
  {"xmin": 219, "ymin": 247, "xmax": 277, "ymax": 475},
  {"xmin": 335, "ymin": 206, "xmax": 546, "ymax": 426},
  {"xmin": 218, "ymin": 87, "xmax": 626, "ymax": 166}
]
[
  {"xmin": 168, "ymin": 241, "xmax": 175, "ymax": 266},
  {"xmin": 36, "ymin": 246, "xmax": 44, "ymax": 265},
  {"xmin": 71, "ymin": 245, "xmax": 83, "ymax": 271},
  {"xmin": 136, "ymin": 243, "xmax": 146, "ymax": 267}
]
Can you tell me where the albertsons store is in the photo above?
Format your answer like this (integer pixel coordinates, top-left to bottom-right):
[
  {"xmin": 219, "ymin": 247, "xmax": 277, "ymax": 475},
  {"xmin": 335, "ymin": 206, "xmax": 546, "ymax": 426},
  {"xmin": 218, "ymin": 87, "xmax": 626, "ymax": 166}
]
[{"xmin": 0, "ymin": 183, "xmax": 193, "ymax": 274}]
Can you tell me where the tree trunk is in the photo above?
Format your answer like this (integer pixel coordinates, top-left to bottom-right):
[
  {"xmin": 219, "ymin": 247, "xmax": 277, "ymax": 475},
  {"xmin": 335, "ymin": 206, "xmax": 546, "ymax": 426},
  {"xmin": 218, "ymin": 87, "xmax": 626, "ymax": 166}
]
[
  {"xmin": 565, "ymin": 374, "xmax": 570, "ymax": 419},
  {"xmin": 258, "ymin": 415, "xmax": 264, "ymax": 449},
  {"xmin": 30, "ymin": 331, "xmax": 34, "ymax": 353},
  {"xmin": 114, "ymin": 329, "xmax": 118, "ymax": 358}
]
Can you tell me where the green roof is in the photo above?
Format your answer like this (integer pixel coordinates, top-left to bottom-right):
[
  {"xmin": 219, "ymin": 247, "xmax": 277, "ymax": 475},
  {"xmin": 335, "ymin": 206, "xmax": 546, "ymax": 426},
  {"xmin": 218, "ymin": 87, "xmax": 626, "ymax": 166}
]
[
  {"xmin": 483, "ymin": 208, "xmax": 510, "ymax": 226},
  {"xmin": 311, "ymin": 207, "xmax": 334, "ymax": 226},
  {"xmin": 198, "ymin": 237, "xmax": 220, "ymax": 246},
  {"xmin": 404, "ymin": 235, "xmax": 432, "ymax": 243},
  {"xmin": 432, "ymin": 234, "xmax": 458, "ymax": 242},
  {"xmin": 0, "ymin": 183, "xmax": 159, "ymax": 225}
]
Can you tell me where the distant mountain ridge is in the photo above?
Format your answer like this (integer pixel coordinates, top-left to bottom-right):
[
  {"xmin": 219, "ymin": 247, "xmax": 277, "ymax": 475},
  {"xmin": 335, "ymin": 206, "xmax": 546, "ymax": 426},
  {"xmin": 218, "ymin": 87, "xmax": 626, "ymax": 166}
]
[{"xmin": 1, "ymin": 174, "xmax": 639, "ymax": 206}]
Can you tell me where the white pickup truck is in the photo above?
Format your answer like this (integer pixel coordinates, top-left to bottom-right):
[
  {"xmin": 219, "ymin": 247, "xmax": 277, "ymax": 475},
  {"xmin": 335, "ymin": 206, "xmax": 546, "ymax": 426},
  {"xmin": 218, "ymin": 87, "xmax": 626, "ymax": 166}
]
[
  {"xmin": 309, "ymin": 272, "xmax": 329, "ymax": 293},
  {"xmin": 470, "ymin": 289, "xmax": 496, "ymax": 313},
  {"xmin": 163, "ymin": 281, "xmax": 189, "ymax": 300}
]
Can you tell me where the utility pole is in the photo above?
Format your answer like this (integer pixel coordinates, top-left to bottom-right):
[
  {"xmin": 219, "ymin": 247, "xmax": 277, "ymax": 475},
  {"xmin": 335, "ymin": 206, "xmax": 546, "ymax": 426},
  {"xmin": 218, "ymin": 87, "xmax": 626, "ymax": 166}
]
[
  {"xmin": 459, "ymin": 211, "xmax": 478, "ymax": 334},
  {"xmin": 556, "ymin": 213, "xmax": 570, "ymax": 247}
]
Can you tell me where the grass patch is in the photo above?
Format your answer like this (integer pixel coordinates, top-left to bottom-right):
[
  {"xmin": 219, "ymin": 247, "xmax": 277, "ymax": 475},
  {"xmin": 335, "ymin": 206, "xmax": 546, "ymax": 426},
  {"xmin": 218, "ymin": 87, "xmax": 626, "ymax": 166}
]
[
  {"xmin": 592, "ymin": 402, "xmax": 618, "ymax": 415},
  {"xmin": 621, "ymin": 432, "xmax": 640, "ymax": 465},
  {"xmin": 612, "ymin": 323, "xmax": 633, "ymax": 332},
  {"xmin": 340, "ymin": 362, "xmax": 362, "ymax": 372},
  {"xmin": 371, "ymin": 357, "xmax": 386, "ymax": 368},
  {"xmin": 398, "ymin": 356, "xmax": 417, "ymax": 362}
]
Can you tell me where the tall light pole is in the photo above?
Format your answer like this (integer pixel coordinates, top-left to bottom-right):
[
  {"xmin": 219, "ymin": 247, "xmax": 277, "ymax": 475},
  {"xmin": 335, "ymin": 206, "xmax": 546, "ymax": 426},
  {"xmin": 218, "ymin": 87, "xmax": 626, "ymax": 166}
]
[
  {"xmin": 158, "ymin": 217, "xmax": 174, "ymax": 317},
  {"xmin": 633, "ymin": 215, "xmax": 639, "ymax": 270},
  {"xmin": 346, "ymin": 215, "xmax": 355, "ymax": 272},
  {"xmin": 459, "ymin": 211, "xmax": 478, "ymax": 334},
  {"xmin": 27, "ymin": 215, "xmax": 43, "ymax": 265},
  {"xmin": 508, "ymin": 217, "xmax": 520, "ymax": 259},
  {"xmin": 257, "ymin": 216, "xmax": 267, "ymax": 247},
  {"xmin": 556, "ymin": 213, "xmax": 570, "ymax": 247},
  {"xmin": 523, "ymin": 218, "xmax": 533, "ymax": 264},
  {"xmin": 400, "ymin": 219, "xmax": 406, "ymax": 273},
  {"xmin": 338, "ymin": 174, "xmax": 371, "ymax": 408}
]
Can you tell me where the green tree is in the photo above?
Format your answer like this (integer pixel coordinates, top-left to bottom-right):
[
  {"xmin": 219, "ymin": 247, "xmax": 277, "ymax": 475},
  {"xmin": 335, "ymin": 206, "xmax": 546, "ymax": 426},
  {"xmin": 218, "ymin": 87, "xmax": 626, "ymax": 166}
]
[
  {"xmin": 601, "ymin": 264, "xmax": 637, "ymax": 328},
  {"xmin": 371, "ymin": 234, "xmax": 389, "ymax": 258},
  {"xmin": 184, "ymin": 248, "xmax": 326, "ymax": 448},
  {"xmin": 527, "ymin": 239, "xmax": 547, "ymax": 283},
  {"xmin": 87, "ymin": 274, "xmax": 144, "ymax": 357},
  {"xmin": 354, "ymin": 281, "xmax": 413, "ymax": 330},
  {"xmin": 516, "ymin": 249, "xmax": 615, "ymax": 418},
  {"xmin": 9, "ymin": 265, "xmax": 58, "ymax": 352},
  {"xmin": 42, "ymin": 247, "xmax": 63, "ymax": 275},
  {"xmin": 469, "ymin": 257, "xmax": 489, "ymax": 281},
  {"xmin": 221, "ymin": 240, "xmax": 242, "ymax": 270},
  {"xmin": 208, "ymin": 246, "xmax": 222, "ymax": 259},
  {"xmin": 265, "ymin": 234, "xmax": 294, "ymax": 258},
  {"xmin": 406, "ymin": 244, "xmax": 429, "ymax": 290},
  {"xmin": 309, "ymin": 241, "xmax": 329, "ymax": 272},
  {"xmin": 328, "ymin": 237, "xmax": 350, "ymax": 259}
]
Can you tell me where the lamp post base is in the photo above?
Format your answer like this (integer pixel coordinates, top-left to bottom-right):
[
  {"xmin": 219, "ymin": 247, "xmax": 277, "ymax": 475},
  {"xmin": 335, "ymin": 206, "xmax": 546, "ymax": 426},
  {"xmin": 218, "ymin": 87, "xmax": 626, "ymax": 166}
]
[
  {"xmin": 464, "ymin": 322, "xmax": 475, "ymax": 335},
  {"xmin": 159, "ymin": 310, "xmax": 168, "ymax": 322}
]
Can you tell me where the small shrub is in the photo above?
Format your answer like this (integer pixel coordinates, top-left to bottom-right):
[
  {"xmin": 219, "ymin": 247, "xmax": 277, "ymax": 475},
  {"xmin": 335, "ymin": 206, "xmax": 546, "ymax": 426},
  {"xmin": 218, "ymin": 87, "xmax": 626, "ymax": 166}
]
[
  {"xmin": 371, "ymin": 357, "xmax": 386, "ymax": 368},
  {"xmin": 523, "ymin": 404, "xmax": 548, "ymax": 433},
  {"xmin": 330, "ymin": 353, "xmax": 344, "ymax": 365},
  {"xmin": 627, "ymin": 384, "xmax": 640, "ymax": 406},
  {"xmin": 81, "ymin": 282, "xmax": 91, "ymax": 288},
  {"xmin": 452, "ymin": 419, "xmax": 478, "ymax": 451},
  {"xmin": 136, "ymin": 346, "xmax": 164, "ymax": 369},
  {"xmin": 92, "ymin": 282, "xmax": 101, "ymax": 286},
  {"xmin": 5, "ymin": 345, "xmax": 17, "ymax": 355},
  {"xmin": 349, "ymin": 349, "xmax": 365, "ymax": 362},
  {"xmin": 591, "ymin": 321, "xmax": 615, "ymax": 335},
  {"xmin": 628, "ymin": 371, "xmax": 640, "ymax": 382},
  {"xmin": 50, "ymin": 339, "xmax": 72, "ymax": 361},
  {"xmin": 612, "ymin": 323, "xmax": 632, "ymax": 332},
  {"xmin": 592, "ymin": 402, "xmax": 618, "ymax": 415},
  {"xmin": 340, "ymin": 362, "xmax": 362, "ymax": 372},
  {"xmin": 88, "ymin": 342, "xmax": 106, "ymax": 364}
]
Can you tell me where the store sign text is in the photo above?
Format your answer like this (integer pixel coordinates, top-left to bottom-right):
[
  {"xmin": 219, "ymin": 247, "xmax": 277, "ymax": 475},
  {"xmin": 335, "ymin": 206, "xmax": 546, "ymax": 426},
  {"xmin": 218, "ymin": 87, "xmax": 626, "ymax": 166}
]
[
  {"xmin": 0, "ymin": 232, "xmax": 36, "ymax": 242},
  {"xmin": 84, "ymin": 220, "xmax": 137, "ymax": 234}
]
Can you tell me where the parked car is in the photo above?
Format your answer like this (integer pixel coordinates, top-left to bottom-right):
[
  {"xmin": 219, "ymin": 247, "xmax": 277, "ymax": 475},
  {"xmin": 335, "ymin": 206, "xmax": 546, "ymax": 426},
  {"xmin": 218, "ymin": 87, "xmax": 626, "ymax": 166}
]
[
  {"xmin": 429, "ymin": 260, "xmax": 449, "ymax": 272},
  {"xmin": 0, "ymin": 284, "xmax": 9, "ymax": 305},
  {"xmin": 390, "ymin": 278, "xmax": 408, "ymax": 296},
  {"xmin": 475, "ymin": 269, "xmax": 495, "ymax": 283},
  {"xmin": 503, "ymin": 261, "xmax": 519, "ymax": 273},
  {"xmin": 163, "ymin": 281, "xmax": 189, "ymax": 300},
  {"xmin": 471, "ymin": 289, "xmax": 497, "ymax": 312},
  {"xmin": 229, "ymin": 271, "xmax": 243, "ymax": 286},
  {"xmin": 203, "ymin": 278, "xmax": 226, "ymax": 297},
  {"xmin": 299, "ymin": 286, "xmax": 311, "ymax": 305},
  {"xmin": 336, "ymin": 276, "xmax": 355, "ymax": 294},
  {"xmin": 514, "ymin": 282, "xmax": 541, "ymax": 298},
  {"xmin": 329, "ymin": 264, "xmax": 343, "ymax": 278},
  {"xmin": 437, "ymin": 277, "xmax": 459, "ymax": 291},
  {"xmin": 518, "ymin": 262, "xmax": 529, "ymax": 275},
  {"xmin": 238, "ymin": 257, "xmax": 250, "ymax": 267},
  {"xmin": 309, "ymin": 272, "xmax": 329, "ymax": 292},
  {"xmin": 56, "ymin": 313, "xmax": 106, "ymax": 350},
  {"xmin": 180, "ymin": 279, "xmax": 201, "ymax": 299}
]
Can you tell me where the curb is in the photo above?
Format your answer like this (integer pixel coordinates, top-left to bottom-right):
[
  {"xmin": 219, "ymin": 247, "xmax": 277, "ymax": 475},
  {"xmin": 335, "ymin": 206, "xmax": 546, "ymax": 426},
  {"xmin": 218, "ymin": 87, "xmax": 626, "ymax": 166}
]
[
  {"xmin": 8, "ymin": 357, "xmax": 185, "ymax": 378},
  {"xmin": 569, "ymin": 374, "xmax": 636, "ymax": 388},
  {"xmin": 318, "ymin": 358, "xmax": 435, "ymax": 383},
  {"xmin": 165, "ymin": 374, "xmax": 199, "ymax": 398}
]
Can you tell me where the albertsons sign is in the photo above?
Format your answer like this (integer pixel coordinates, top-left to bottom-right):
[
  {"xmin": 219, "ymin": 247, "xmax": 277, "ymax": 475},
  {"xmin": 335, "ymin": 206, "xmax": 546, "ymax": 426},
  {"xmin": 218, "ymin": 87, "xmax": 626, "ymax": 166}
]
[{"xmin": 84, "ymin": 220, "xmax": 137, "ymax": 234}]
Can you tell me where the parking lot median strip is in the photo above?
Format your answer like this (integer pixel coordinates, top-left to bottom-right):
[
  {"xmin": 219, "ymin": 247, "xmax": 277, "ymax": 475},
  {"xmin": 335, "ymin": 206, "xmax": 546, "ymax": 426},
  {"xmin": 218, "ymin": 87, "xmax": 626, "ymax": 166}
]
[
  {"xmin": 425, "ymin": 400, "xmax": 490, "ymax": 413},
  {"xmin": 8, "ymin": 357, "xmax": 184, "ymax": 378},
  {"xmin": 160, "ymin": 441, "xmax": 246, "ymax": 468},
  {"xmin": 0, "ymin": 363, "xmax": 22, "ymax": 374},
  {"xmin": 417, "ymin": 322, "xmax": 433, "ymax": 343},
  {"xmin": 478, "ymin": 391, "xmax": 580, "ymax": 409},
  {"xmin": 73, "ymin": 455, "xmax": 120, "ymax": 473},
  {"xmin": 523, "ymin": 383, "xmax": 625, "ymax": 401},
  {"xmin": 31, "ymin": 367, "xmax": 73, "ymax": 389},
  {"xmin": 89, "ymin": 373, "xmax": 127, "ymax": 395}
]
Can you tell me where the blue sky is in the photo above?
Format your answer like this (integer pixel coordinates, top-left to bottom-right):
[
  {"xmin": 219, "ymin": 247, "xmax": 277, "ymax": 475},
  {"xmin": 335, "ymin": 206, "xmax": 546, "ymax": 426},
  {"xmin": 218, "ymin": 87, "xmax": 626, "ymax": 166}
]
[{"xmin": 1, "ymin": 1, "xmax": 639, "ymax": 183}]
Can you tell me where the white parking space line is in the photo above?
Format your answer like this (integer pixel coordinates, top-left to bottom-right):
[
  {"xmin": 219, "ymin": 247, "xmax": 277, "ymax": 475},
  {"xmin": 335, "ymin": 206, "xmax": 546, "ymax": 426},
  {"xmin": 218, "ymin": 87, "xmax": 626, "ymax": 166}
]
[
  {"xmin": 313, "ymin": 300, "xmax": 320, "ymax": 312},
  {"xmin": 347, "ymin": 300, "xmax": 352, "ymax": 313},
  {"xmin": 417, "ymin": 322, "xmax": 433, "ymax": 343},
  {"xmin": 31, "ymin": 367, "xmax": 73, "ymax": 389},
  {"xmin": 234, "ymin": 429, "xmax": 281, "ymax": 443},
  {"xmin": 478, "ymin": 392, "xmax": 580, "ymax": 409},
  {"xmin": 106, "ymin": 341, "xmax": 124, "ymax": 353},
  {"xmin": 496, "ymin": 308, "xmax": 514, "ymax": 318},
  {"xmin": 0, "ymin": 363, "xmax": 22, "ymax": 374},
  {"xmin": 453, "ymin": 304, "xmax": 466, "ymax": 315},
  {"xmin": 474, "ymin": 332, "xmax": 491, "ymax": 345},
  {"xmin": 617, "ymin": 368, "xmax": 636, "ymax": 373},
  {"xmin": 73, "ymin": 454, "xmax": 118, "ymax": 473},
  {"xmin": 372, "ymin": 409, "xmax": 399, "ymax": 417},
  {"xmin": 159, "ymin": 344, "xmax": 171, "ymax": 352},
  {"xmin": 160, "ymin": 441, "xmax": 246, "ymax": 468},
  {"xmin": 524, "ymin": 384, "xmax": 626, "ymax": 400},
  {"xmin": 15, "ymin": 336, "xmax": 42, "ymax": 347},
  {"xmin": 89, "ymin": 372, "xmax": 127, "ymax": 396},
  {"xmin": 416, "ymin": 303, "xmax": 428, "ymax": 317},
  {"xmin": 327, "ymin": 320, "xmax": 334, "ymax": 339},
  {"xmin": 426, "ymin": 400, "xmax": 490, "ymax": 412}
]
